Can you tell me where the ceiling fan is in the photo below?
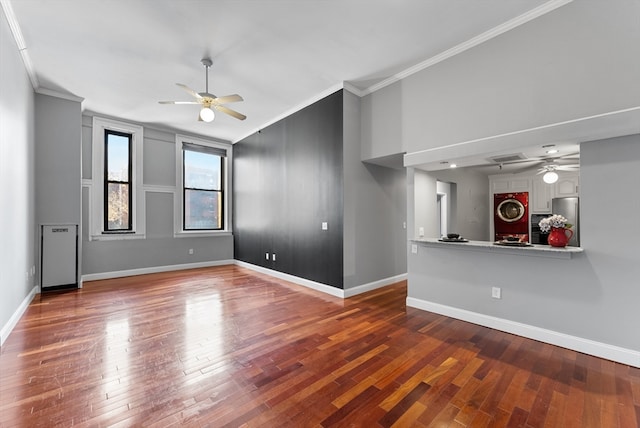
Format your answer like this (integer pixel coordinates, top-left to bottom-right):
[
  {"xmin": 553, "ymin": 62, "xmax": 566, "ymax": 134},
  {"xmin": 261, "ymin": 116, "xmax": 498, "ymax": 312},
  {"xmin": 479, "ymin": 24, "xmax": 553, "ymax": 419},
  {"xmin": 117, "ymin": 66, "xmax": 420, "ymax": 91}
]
[
  {"xmin": 534, "ymin": 159, "xmax": 579, "ymax": 183},
  {"xmin": 535, "ymin": 160, "xmax": 579, "ymax": 174},
  {"xmin": 159, "ymin": 58, "xmax": 246, "ymax": 122},
  {"xmin": 498, "ymin": 152, "xmax": 579, "ymax": 173}
]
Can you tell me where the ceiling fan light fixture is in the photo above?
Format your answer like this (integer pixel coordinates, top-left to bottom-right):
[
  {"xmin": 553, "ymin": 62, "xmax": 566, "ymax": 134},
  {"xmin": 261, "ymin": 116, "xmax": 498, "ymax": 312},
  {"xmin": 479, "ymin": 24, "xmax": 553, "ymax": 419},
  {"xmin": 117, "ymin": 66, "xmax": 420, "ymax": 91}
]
[
  {"xmin": 199, "ymin": 107, "xmax": 215, "ymax": 122},
  {"xmin": 543, "ymin": 170, "xmax": 559, "ymax": 184}
]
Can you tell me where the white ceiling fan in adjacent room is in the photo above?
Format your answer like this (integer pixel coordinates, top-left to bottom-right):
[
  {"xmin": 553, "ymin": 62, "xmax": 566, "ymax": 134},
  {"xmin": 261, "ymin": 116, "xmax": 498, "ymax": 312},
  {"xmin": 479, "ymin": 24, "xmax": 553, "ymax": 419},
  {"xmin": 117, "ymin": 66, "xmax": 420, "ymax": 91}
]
[
  {"xmin": 159, "ymin": 58, "xmax": 246, "ymax": 122},
  {"xmin": 535, "ymin": 159, "xmax": 580, "ymax": 183},
  {"xmin": 492, "ymin": 150, "xmax": 580, "ymax": 178}
]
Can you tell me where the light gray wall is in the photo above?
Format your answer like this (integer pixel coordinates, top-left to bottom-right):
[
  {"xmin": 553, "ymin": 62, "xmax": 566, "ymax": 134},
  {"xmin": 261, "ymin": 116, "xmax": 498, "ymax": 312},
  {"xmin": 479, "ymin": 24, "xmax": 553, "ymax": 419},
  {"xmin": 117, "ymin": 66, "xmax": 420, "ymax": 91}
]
[
  {"xmin": 35, "ymin": 93, "xmax": 82, "ymax": 290},
  {"xmin": 578, "ymin": 134, "xmax": 640, "ymax": 349},
  {"xmin": 398, "ymin": 1, "xmax": 640, "ymax": 360},
  {"xmin": 343, "ymin": 91, "xmax": 407, "ymax": 289},
  {"xmin": 413, "ymin": 168, "xmax": 489, "ymax": 241},
  {"xmin": 402, "ymin": 1, "xmax": 640, "ymax": 153},
  {"xmin": 432, "ymin": 168, "xmax": 489, "ymax": 241},
  {"xmin": 0, "ymin": 7, "xmax": 36, "ymax": 342},
  {"xmin": 413, "ymin": 170, "xmax": 438, "ymax": 239},
  {"xmin": 35, "ymin": 94, "xmax": 82, "ymax": 226},
  {"xmin": 81, "ymin": 114, "xmax": 233, "ymax": 276},
  {"xmin": 408, "ymin": 134, "xmax": 640, "ymax": 354},
  {"xmin": 360, "ymin": 80, "xmax": 404, "ymax": 161}
]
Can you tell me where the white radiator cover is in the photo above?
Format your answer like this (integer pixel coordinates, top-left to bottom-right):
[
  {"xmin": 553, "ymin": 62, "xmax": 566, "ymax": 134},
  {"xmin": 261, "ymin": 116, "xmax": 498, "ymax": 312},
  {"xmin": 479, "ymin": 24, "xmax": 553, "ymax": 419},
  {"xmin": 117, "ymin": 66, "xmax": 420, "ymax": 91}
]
[{"xmin": 41, "ymin": 224, "xmax": 78, "ymax": 288}]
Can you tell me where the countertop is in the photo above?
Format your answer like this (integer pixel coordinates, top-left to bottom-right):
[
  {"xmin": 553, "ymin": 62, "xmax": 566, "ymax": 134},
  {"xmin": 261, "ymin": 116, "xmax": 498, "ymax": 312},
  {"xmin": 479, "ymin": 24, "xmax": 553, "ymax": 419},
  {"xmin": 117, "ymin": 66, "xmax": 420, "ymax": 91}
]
[{"xmin": 411, "ymin": 238, "xmax": 584, "ymax": 259}]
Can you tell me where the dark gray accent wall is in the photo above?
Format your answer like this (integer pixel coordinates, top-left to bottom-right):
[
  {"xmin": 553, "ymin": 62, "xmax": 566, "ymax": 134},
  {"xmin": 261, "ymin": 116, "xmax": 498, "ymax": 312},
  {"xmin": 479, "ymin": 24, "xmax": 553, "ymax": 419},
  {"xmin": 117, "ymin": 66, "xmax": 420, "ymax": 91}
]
[{"xmin": 233, "ymin": 91, "xmax": 344, "ymax": 288}]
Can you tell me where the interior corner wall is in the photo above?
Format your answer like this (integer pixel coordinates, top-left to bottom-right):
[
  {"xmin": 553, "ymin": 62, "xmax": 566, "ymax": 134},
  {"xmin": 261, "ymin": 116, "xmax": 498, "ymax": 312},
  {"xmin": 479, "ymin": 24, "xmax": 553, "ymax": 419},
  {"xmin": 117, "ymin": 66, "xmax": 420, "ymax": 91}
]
[
  {"xmin": 0, "ymin": 6, "xmax": 36, "ymax": 342},
  {"xmin": 343, "ymin": 91, "xmax": 407, "ymax": 289},
  {"xmin": 233, "ymin": 91, "xmax": 344, "ymax": 288}
]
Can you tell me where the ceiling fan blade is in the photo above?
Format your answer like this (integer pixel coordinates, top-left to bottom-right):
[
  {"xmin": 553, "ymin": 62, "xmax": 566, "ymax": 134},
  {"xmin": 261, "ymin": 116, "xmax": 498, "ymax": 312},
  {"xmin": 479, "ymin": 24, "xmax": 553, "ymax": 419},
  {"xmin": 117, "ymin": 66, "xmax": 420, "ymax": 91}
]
[
  {"xmin": 158, "ymin": 100, "xmax": 200, "ymax": 105},
  {"xmin": 176, "ymin": 83, "xmax": 203, "ymax": 100},
  {"xmin": 212, "ymin": 94, "xmax": 243, "ymax": 105},
  {"xmin": 214, "ymin": 105, "xmax": 246, "ymax": 121},
  {"xmin": 557, "ymin": 165, "xmax": 579, "ymax": 171}
]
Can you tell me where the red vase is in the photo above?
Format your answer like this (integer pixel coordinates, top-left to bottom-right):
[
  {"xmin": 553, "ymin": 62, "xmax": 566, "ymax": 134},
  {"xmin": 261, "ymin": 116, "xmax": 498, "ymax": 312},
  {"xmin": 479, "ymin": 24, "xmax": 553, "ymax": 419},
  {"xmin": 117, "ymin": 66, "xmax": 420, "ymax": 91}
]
[{"xmin": 548, "ymin": 227, "xmax": 574, "ymax": 247}]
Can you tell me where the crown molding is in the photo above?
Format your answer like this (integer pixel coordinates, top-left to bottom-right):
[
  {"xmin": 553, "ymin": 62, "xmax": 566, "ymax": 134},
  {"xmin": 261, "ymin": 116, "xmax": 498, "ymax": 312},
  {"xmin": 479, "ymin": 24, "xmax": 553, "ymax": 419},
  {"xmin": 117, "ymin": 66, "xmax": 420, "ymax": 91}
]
[
  {"xmin": 35, "ymin": 87, "xmax": 84, "ymax": 103},
  {"xmin": 342, "ymin": 82, "xmax": 365, "ymax": 98},
  {"xmin": 361, "ymin": 0, "xmax": 574, "ymax": 96},
  {"xmin": 1, "ymin": 0, "xmax": 39, "ymax": 89},
  {"xmin": 232, "ymin": 82, "xmax": 346, "ymax": 144}
]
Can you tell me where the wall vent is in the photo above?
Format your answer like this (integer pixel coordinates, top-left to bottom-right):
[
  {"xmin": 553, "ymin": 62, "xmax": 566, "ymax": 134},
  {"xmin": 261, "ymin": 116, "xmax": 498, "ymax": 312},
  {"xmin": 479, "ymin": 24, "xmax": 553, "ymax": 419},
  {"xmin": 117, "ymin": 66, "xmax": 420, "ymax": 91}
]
[{"xmin": 488, "ymin": 153, "xmax": 527, "ymax": 164}]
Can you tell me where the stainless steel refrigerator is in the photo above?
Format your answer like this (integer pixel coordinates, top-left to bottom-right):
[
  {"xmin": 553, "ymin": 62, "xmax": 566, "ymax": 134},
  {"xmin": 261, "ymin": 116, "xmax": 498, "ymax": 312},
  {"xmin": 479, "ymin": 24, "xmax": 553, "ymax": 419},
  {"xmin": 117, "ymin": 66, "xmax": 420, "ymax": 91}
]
[{"xmin": 551, "ymin": 197, "xmax": 580, "ymax": 246}]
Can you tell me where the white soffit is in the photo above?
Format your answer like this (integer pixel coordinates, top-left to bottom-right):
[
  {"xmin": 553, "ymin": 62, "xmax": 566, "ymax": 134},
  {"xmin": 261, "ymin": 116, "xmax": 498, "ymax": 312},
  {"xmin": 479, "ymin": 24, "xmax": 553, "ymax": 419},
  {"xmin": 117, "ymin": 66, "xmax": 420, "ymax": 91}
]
[{"xmin": 404, "ymin": 107, "xmax": 640, "ymax": 170}]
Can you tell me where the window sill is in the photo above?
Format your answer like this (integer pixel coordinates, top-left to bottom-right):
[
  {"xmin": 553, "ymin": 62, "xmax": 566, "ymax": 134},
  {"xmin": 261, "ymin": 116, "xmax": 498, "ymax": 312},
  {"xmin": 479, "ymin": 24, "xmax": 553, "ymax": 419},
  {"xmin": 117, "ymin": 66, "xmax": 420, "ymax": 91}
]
[
  {"xmin": 174, "ymin": 230, "xmax": 233, "ymax": 238},
  {"xmin": 91, "ymin": 232, "xmax": 146, "ymax": 241}
]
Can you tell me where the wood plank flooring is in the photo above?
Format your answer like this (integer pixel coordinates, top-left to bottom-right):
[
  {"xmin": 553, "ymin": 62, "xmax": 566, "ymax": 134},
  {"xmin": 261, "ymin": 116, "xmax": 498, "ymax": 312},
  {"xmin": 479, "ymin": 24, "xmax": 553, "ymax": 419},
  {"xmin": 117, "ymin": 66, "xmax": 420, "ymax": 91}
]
[{"xmin": 1, "ymin": 265, "xmax": 638, "ymax": 427}]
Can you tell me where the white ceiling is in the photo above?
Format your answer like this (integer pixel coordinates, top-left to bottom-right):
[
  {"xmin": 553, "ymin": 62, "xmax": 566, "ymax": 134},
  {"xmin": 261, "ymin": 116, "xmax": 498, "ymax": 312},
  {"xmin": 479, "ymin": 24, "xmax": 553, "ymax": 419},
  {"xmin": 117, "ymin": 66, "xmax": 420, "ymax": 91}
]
[{"xmin": 5, "ymin": 0, "xmax": 562, "ymax": 144}]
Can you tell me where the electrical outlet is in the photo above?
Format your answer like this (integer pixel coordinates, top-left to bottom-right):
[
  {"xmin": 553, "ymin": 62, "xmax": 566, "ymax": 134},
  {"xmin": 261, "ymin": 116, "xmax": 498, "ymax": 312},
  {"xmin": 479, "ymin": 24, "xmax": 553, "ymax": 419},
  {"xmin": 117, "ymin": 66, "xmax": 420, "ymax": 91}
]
[
  {"xmin": 321, "ymin": 222, "xmax": 328, "ymax": 230},
  {"xmin": 188, "ymin": 248, "xmax": 194, "ymax": 255},
  {"xmin": 419, "ymin": 227, "xmax": 424, "ymax": 237},
  {"xmin": 403, "ymin": 222, "xmax": 407, "ymax": 229},
  {"xmin": 492, "ymin": 287, "xmax": 502, "ymax": 299},
  {"xmin": 411, "ymin": 244, "xmax": 418, "ymax": 254}
]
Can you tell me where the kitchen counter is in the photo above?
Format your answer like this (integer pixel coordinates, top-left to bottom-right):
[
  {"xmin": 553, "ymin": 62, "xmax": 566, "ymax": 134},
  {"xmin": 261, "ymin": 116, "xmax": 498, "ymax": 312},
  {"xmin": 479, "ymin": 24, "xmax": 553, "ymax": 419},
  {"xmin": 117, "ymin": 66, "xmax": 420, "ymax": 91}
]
[{"xmin": 411, "ymin": 238, "xmax": 584, "ymax": 259}]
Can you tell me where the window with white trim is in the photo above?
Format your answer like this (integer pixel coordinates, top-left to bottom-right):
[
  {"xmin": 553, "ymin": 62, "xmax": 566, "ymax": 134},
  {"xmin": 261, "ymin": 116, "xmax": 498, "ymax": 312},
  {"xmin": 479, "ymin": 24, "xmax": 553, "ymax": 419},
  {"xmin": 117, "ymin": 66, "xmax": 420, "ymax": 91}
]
[
  {"xmin": 175, "ymin": 135, "xmax": 231, "ymax": 235},
  {"xmin": 91, "ymin": 117, "xmax": 144, "ymax": 240},
  {"xmin": 104, "ymin": 129, "xmax": 132, "ymax": 232}
]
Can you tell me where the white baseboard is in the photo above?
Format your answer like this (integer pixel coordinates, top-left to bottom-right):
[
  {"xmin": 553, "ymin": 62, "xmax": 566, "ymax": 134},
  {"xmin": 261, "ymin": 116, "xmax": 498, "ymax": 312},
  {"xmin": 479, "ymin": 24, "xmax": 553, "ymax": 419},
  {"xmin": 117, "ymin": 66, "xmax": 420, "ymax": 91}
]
[
  {"xmin": 406, "ymin": 297, "xmax": 640, "ymax": 368},
  {"xmin": 1, "ymin": 285, "xmax": 38, "ymax": 347},
  {"xmin": 233, "ymin": 260, "xmax": 345, "ymax": 297},
  {"xmin": 343, "ymin": 273, "xmax": 407, "ymax": 298},
  {"xmin": 81, "ymin": 259, "xmax": 235, "ymax": 282},
  {"xmin": 81, "ymin": 259, "xmax": 404, "ymax": 300},
  {"xmin": 234, "ymin": 261, "xmax": 406, "ymax": 299}
]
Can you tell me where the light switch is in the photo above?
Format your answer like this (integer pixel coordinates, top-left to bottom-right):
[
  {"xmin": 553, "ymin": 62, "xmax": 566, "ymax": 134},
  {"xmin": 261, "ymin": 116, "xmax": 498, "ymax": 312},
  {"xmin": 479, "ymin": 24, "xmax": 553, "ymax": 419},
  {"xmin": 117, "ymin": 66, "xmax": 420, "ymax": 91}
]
[
  {"xmin": 419, "ymin": 227, "xmax": 424, "ymax": 237},
  {"xmin": 272, "ymin": 253, "xmax": 276, "ymax": 261}
]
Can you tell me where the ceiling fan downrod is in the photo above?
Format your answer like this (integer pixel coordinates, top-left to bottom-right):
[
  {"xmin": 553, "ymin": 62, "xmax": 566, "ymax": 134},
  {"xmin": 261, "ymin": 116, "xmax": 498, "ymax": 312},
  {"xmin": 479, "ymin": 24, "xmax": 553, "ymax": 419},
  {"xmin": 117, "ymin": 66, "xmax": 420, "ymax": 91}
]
[{"xmin": 201, "ymin": 58, "xmax": 212, "ymax": 94}]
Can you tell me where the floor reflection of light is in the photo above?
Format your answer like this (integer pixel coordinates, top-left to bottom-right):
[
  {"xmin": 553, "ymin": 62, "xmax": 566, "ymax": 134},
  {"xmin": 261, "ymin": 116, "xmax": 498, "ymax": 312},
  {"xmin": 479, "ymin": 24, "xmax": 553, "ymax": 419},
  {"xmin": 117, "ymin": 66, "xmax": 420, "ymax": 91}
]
[
  {"xmin": 104, "ymin": 318, "xmax": 130, "ymax": 401},
  {"xmin": 183, "ymin": 294, "xmax": 233, "ymax": 385}
]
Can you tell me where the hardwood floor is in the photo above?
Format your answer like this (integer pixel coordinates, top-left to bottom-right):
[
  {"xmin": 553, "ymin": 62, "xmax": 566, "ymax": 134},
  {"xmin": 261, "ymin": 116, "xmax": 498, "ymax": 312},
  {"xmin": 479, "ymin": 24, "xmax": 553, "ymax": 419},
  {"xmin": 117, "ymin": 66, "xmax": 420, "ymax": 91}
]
[{"xmin": 1, "ymin": 265, "xmax": 638, "ymax": 427}]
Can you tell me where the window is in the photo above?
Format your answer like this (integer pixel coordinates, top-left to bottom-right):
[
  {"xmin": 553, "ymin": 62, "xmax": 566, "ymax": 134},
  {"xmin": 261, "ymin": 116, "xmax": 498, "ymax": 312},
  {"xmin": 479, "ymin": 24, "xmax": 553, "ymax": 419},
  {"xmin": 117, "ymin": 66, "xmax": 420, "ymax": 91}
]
[
  {"xmin": 176, "ymin": 135, "xmax": 231, "ymax": 235},
  {"xmin": 91, "ymin": 117, "xmax": 144, "ymax": 240},
  {"xmin": 104, "ymin": 130, "xmax": 132, "ymax": 231}
]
